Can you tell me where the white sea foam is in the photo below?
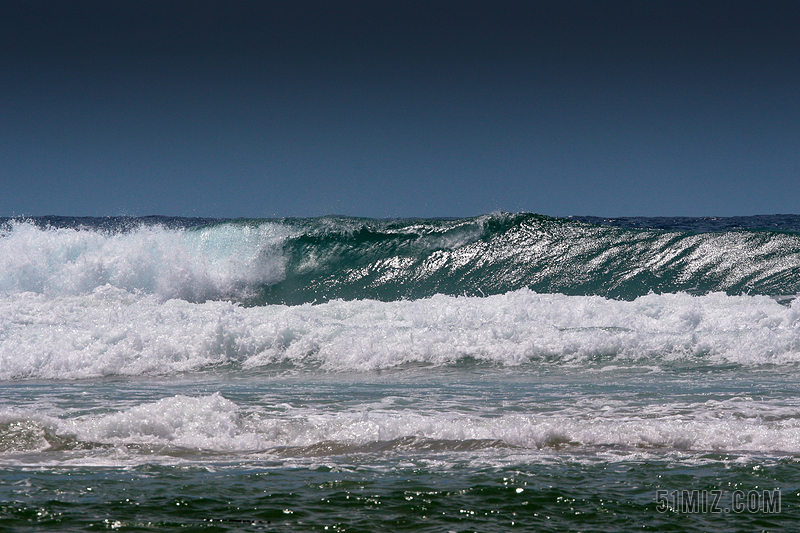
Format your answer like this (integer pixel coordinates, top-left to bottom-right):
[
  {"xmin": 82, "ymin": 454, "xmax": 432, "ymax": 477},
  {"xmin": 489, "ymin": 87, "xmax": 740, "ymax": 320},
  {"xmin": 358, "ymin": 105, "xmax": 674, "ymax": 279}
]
[
  {"xmin": 6, "ymin": 393, "xmax": 800, "ymax": 456},
  {"xmin": 1, "ymin": 288, "xmax": 799, "ymax": 380},
  {"xmin": 0, "ymin": 221, "xmax": 288, "ymax": 301}
]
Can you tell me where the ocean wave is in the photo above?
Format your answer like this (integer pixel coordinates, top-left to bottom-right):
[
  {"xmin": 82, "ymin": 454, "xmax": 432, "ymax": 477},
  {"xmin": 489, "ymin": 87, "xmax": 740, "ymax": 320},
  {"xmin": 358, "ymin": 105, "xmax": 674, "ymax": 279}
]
[
  {"xmin": 1, "ymin": 288, "xmax": 798, "ymax": 380},
  {"xmin": 2, "ymin": 214, "xmax": 799, "ymax": 304},
  {"xmin": 5, "ymin": 392, "xmax": 800, "ymax": 457}
]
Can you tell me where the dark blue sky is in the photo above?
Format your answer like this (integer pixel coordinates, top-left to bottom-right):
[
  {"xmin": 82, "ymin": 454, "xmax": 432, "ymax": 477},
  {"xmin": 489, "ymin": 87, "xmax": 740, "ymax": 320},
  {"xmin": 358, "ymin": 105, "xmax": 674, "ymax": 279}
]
[{"xmin": 2, "ymin": 0, "xmax": 799, "ymax": 218}]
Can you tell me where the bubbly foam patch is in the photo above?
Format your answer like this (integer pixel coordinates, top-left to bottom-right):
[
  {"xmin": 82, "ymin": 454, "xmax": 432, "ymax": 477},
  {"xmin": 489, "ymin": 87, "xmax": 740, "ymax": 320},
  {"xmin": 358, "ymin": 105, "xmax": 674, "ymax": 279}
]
[
  {"xmin": 1, "ymin": 288, "xmax": 799, "ymax": 380},
  {"xmin": 0, "ymin": 221, "xmax": 288, "ymax": 301}
]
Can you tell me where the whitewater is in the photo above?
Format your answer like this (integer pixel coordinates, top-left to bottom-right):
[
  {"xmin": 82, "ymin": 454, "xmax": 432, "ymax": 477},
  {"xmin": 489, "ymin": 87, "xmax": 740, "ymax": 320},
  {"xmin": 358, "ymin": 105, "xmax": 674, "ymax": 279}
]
[{"xmin": 2, "ymin": 214, "xmax": 800, "ymax": 532}]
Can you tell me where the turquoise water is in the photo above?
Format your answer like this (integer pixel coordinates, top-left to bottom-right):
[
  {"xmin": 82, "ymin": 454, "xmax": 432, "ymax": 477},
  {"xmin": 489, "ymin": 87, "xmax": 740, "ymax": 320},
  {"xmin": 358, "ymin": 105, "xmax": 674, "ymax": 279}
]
[{"xmin": 2, "ymin": 214, "xmax": 800, "ymax": 531}]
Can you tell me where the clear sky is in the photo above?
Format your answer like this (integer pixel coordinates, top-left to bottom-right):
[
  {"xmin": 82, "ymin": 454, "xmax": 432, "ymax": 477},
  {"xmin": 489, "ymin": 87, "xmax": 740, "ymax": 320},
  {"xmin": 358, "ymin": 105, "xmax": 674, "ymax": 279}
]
[{"xmin": 1, "ymin": 0, "xmax": 798, "ymax": 218}]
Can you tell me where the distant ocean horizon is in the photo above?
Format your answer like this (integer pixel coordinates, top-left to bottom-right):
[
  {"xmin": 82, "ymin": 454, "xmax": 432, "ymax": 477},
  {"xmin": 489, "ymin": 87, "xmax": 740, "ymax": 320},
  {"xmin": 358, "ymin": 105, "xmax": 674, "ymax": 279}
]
[{"xmin": 2, "ymin": 213, "xmax": 800, "ymax": 531}]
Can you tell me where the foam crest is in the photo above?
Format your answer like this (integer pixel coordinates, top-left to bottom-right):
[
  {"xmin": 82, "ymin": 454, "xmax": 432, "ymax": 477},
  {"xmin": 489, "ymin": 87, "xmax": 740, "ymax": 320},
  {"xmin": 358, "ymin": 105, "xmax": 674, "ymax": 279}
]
[
  {"xmin": 13, "ymin": 394, "xmax": 800, "ymax": 455},
  {"xmin": 1, "ymin": 288, "xmax": 799, "ymax": 380},
  {"xmin": 58, "ymin": 394, "xmax": 266, "ymax": 451},
  {"xmin": 0, "ymin": 221, "xmax": 288, "ymax": 301}
]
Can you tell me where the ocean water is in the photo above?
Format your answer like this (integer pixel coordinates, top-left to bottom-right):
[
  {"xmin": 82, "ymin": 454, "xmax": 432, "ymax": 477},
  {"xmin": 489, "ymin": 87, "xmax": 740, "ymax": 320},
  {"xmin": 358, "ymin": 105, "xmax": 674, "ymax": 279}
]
[{"xmin": 1, "ymin": 213, "xmax": 800, "ymax": 532}]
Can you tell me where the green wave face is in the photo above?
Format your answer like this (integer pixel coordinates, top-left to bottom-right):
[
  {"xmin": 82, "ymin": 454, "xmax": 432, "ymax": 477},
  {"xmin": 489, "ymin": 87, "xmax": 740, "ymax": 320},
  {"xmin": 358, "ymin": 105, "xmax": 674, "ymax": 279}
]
[{"xmin": 245, "ymin": 213, "xmax": 800, "ymax": 305}]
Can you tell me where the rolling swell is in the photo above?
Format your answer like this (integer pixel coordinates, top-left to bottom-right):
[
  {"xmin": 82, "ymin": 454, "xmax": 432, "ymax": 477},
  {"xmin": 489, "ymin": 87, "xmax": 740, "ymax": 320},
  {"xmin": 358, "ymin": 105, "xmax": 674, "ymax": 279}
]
[{"xmin": 256, "ymin": 213, "xmax": 800, "ymax": 304}]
